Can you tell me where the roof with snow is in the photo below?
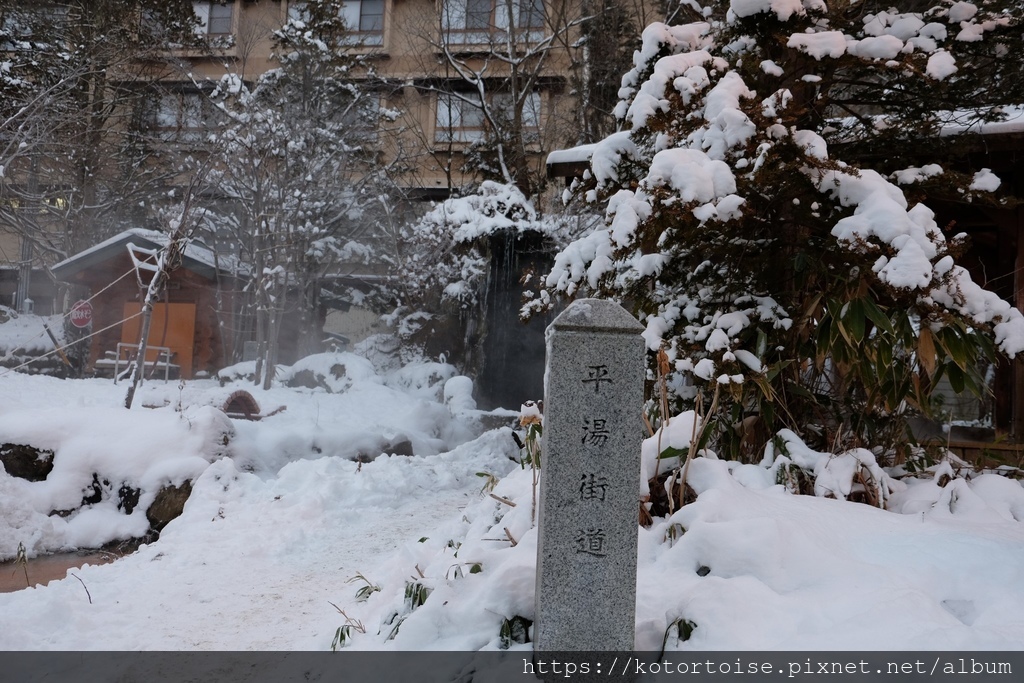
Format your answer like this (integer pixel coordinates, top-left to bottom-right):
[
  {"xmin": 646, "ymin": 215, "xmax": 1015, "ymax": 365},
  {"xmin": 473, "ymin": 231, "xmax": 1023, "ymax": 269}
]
[
  {"xmin": 547, "ymin": 106, "xmax": 1024, "ymax": 180},
  {"xmin": 546, "ymin": 143, "xmax": 597, "ymax": 179},
  {"xmin": 940, "ymin": 105, "xmax": 1024, "ymax": 137},
  {"xmin": 51, "ymin": 229, "xmax": 239, "ymax": 284}
]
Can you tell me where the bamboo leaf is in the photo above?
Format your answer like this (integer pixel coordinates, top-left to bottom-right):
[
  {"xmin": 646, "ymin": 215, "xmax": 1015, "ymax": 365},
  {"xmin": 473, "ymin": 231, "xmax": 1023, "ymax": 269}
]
[
  {"xmin": 918, "ymin": 327, "xmax": 937, "ymax": 377},
  {"xmin": 816, "ymin": 315, "xmax": 832, "ymax": 364},
  {"xmin": 877, "ymin": 339, "xmax": 893, "ymax": 372},
  {"xmin": 833, "ymin": 316, "xmax": 854, "ymax": 351},
  {"xmin": 861, "ymin": 296, "xmax": 894, "ymax": 335},
  {"xmin": 947, "ymin": 363, "xmax": 965, "ymax": 394},
  {"xmin": 846, "ymin": 299, "xmax": 865, "ymax": 344},
  {"xmin": 937, "ymin": 327, "xmax": 969, "ymax": 371}
]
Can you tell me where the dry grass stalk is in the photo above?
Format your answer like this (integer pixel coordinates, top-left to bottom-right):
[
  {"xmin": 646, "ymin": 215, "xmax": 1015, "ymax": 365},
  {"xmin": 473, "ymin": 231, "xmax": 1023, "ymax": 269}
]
[
  {"xmin": 489, "ymin": 493, "xmax": 516, "ymax": 507},
  {"xmin": 654, "ymin": 347, "xmax": 672, "ymax": 480},
  {"xmin": 678, "ymin": 382, "xmax": 720, "ymax": 509},
  {"xmin": 328, "ymin": 602, "xmax": 367, "ymax": 633},
  {"xmin": 15, "ymin": 542, "xmax": 29, "ymax": 588}
]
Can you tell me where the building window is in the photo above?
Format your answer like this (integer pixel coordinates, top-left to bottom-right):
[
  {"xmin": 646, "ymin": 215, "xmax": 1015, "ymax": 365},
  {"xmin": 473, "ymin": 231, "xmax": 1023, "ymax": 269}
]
[
  {"xmin": 288, "ymin": 1, "xmax": 384, "ymax": 39},
  {"xmin": 194, "ymin": 2, "xmax": 233, "ymax": 36},
  {"xmin": 153, "ymin": 91, "xmax": 217, "ymax": 143},
  {"xmin": 436, "ymin": 92, "xmax": 486, "ymax": 143},
  {"xmin": 494, "ymin": 91, "xmax": 541, "ymax": 132},
  {"xmin": 435, "ymin": 90, "xmax": 540, "ymax": 143},
  {"xmin": 517, "ymin": 0, "xmax": 544, "ymax": 29},
  {"xmin": 2, "ymin": 6, "xmax": 70, "ymax": 50},
  {"xmin": 465, "ymin": 0, "xmax": 492, "ymax": 30},
  {"xmin": 344, "ymin": 94, "xmax": 382, "ymax": 143},
  {"xmin": 441, "ymin": 0, "xmax": 545, "ymax": 42}
]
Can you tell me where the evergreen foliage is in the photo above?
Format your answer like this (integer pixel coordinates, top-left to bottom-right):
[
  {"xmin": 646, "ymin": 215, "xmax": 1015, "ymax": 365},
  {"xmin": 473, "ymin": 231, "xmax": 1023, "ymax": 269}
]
[{"xmin": 538, "ymin": 0, "xmax": 1024, "ymax": 457}]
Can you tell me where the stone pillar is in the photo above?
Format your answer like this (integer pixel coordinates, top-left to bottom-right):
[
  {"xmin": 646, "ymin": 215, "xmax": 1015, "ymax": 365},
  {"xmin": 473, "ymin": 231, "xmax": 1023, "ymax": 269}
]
[{"xmin": 534, "ymin": 298, "xmax": 645, "ymax": 651}]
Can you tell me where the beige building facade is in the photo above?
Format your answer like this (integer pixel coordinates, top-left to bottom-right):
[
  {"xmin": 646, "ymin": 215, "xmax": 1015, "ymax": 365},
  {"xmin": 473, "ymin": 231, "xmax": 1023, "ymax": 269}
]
[
  {"xmin": 165, "ymin": 0, "xmax": 581, "ymax": 195},
  {"xmin": 1, "ymin": 0, "xmax": 599, "ymax": 314}
]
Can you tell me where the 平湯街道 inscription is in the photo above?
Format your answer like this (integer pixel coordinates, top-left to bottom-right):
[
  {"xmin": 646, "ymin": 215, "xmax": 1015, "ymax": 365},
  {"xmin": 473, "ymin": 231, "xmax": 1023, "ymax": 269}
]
[{"xmin": 534, "ymin": 299, "xmax": 645, "ymax": 652}]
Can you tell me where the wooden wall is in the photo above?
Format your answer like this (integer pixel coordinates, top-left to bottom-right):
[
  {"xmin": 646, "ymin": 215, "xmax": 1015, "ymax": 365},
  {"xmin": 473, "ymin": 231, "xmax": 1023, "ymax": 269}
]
[{"xmin": 74, "ymin": 252, "xmax": 236, "ymax": 377}]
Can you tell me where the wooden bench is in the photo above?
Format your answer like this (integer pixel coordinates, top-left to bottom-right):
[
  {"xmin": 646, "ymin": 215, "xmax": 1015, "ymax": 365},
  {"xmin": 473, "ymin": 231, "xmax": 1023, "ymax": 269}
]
[{"xmin": 94, "ymin": 343, "xmax": 179, "ymax": 383}]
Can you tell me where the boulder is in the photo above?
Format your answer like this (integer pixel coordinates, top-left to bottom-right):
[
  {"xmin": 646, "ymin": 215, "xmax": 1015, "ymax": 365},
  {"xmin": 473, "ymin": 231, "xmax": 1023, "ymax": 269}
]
[
  {"xmin": 147, "ymin": 481, "xmax": 193, "ymax": 532},
  {"xmin": 0, "ymin": 443, "xmax": 55, "ymax": 481},
  {"xmin": 385, "ymin": 438, "xmax": 414, "ymax": 457}
]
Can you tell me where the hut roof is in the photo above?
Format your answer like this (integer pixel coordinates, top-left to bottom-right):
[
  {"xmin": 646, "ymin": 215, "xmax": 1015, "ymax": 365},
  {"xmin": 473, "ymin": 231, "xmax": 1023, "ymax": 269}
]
[{"xmin": 52, "ymin": 229, "xmax": 242, "ymax": 284}]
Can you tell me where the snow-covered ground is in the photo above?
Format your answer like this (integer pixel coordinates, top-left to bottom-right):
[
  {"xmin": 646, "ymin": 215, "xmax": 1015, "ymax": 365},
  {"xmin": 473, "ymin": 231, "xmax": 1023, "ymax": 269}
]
[{"xmin": 2, "ymin": 337, "xmax": 1024, "ymax": 651}]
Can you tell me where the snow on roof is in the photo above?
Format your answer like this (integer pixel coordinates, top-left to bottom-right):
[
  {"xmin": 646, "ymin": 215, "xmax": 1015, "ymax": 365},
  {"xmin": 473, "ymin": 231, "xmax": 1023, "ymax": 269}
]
[
  {"xmin": 546, "ymin": 143, "xmax": 597, "ymax": 167},
  {"xmin": 939, "ymin": 105, "xmax": 1024, "ymax": 136},
  {"xmin": 51, "ymin": 228, "xmax": 241, "ymax": 282},
  {"xmin": 547, "ymin": 105, "xmax": 1024, "ymax": 179}
]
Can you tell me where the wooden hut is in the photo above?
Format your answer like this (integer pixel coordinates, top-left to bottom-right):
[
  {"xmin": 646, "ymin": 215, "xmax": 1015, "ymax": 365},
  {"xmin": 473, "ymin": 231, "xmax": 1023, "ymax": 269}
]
[{"xmin": 52, "ymin": 229, "xmax": 240, "ymax": 379}]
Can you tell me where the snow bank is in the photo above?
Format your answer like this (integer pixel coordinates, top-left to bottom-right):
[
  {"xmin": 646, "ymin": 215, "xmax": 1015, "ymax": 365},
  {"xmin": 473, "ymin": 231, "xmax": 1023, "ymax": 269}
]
[
  {"xmin": 0, "ymin": 405, "xmax": 230, "ymax": 559},
  {"xmin": 0, "ymin": 308, "xmax": 63, "ymax": 357},
  {"xmin": 333, "ymin": 450, "xmax": 1024, "ymax": 650},
  {"xmin": 3, "ymin": 369, "xmax": 1024, "ymax": 650},
  {"xmin": 0, "ymin": 348, "xmax": 493, "ymax": 560},
  {"xmin": 0, "ymin": 427, "xmax": 520, "ymax": 649}
]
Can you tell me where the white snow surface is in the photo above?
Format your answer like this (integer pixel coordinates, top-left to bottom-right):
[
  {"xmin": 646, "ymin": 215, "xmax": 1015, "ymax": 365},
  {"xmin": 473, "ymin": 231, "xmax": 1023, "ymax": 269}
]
[
  {"xmin": 729, "ymin": 0, "xmax": 821, "ymax": 22},
  {"xmin": 0, "ymin": 307, "xmax": 63, "ymax": 357},
  {"xmin": 926, "ymin": 50, "xmax": 957, "ymax": 80},
  {"xmin": 1, "ymin": 358, "xmax": 1024, "ymax": 650},
  {"xmin": 970, "ymin": 168, "xmax": 1001, "ymax": 192}
]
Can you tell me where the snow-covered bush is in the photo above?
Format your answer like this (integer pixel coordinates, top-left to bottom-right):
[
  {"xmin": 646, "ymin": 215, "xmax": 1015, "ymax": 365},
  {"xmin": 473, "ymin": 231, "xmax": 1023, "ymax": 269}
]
[
  {"xmin": 217, "ymin": 360, "xmax": 292, "ymax": 386},
  {"xmin": 382, "ymin": 361, "xmax": 459, "ymax": 402},
  {"xmin": 328, "ymin": 428, "xmax": 1024, "ymax": 650},
  {"xmin": 539, "ymin": 1, "xmax": 1024, "ymax": 457},
  {"xmin": 0, "ymin": 308, "xmax": 70, "ymax": 376},
  {"xmin": 378, "ymin": 182, "xmax": 569, "ymax": 365},
  {"xmin": 385, "ymin": 182, "xmax": 543, "ymax": 313}
]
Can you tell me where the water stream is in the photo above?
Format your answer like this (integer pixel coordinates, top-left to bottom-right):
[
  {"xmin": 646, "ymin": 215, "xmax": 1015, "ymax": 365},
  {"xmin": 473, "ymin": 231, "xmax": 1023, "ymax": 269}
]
[{"xmin": 0, "ymin": 551, "xmax": 116, "ymax": 593}]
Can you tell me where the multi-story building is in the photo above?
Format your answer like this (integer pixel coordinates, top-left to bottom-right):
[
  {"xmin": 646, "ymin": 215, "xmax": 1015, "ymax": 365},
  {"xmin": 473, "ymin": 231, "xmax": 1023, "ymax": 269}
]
[
  {"xmin": 1, "ymin": 0, "xmax": 632, "ymax": 391},
  {"xmin": 1, "ymin": 0, "xmax": 606, "ymax": 313},
  {"xmin": 153, "ymin": 0, "xmax": 583, "ymax": 192}
]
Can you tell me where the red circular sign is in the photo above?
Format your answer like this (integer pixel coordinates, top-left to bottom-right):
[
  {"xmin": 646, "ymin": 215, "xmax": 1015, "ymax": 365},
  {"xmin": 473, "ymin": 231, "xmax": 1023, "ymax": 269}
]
[{"xmin": 70, "ymin": 300, "xmax": 93, "ymax": 328}]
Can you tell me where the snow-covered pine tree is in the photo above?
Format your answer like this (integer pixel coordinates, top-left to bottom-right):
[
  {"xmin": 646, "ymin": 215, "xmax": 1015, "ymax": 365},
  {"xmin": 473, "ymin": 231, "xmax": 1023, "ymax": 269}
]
[
  {"xmin": 538, "ymin": 0, "xmax": 1024, "ymax": 457},
  {"xmin": 201, "ymin": 0, "xmax": 399, "ymax": 383}
]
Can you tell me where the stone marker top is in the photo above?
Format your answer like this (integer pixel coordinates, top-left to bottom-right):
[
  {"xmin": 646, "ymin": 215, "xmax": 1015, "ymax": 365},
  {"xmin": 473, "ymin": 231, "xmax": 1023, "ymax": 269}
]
[{"xmin": 548, "ymin": 298, "xmax": 644, "ymax": 335}]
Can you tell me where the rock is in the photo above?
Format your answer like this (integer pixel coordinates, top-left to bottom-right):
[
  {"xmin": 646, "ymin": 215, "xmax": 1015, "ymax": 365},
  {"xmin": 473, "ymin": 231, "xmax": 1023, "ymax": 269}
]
[
  {"xmin": 0, "ymin": 443, "xmax": 55, "ymax": 481},
  {"xmin": 287, "ymin": 369, "xmax": 326, "ymax": 391},
  {"xmin": 82, "ymin": 473, "xmax": 106, "ymax": 506},
  {"xmin": 147, "ymin": 481, "xmax": 193, "ymax": 532},
  {"xmin": 286, "ymin": 353, "xmax": 379, "ymax": 393},
  {"xmin": 385, "ymin": 438, "xmax": 414, "ymax": 457},
  {"xmin": 118, "ymin": 483, "xmax": 141, "ymax": 515}
]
